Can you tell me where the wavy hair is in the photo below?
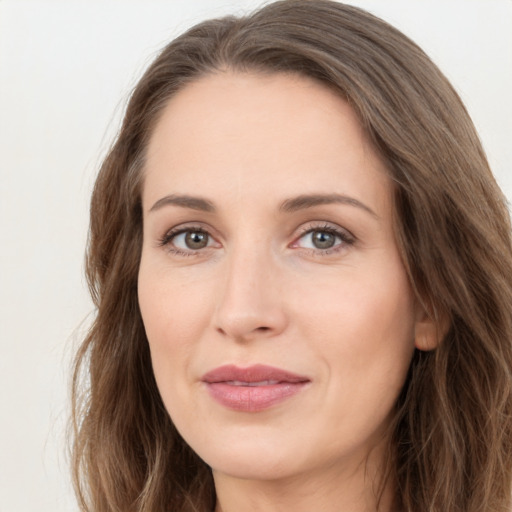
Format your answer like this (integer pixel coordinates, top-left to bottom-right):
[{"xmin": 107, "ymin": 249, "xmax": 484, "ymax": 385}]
[{"xmin": 71, "ymin": 1, "xmax": 512, "ymax": 511}]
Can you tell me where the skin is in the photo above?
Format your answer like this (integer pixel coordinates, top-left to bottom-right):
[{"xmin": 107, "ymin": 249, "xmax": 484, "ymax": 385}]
[{"xmin": 138, "ymin": 71, "xmax": 435, "ymax": 512}]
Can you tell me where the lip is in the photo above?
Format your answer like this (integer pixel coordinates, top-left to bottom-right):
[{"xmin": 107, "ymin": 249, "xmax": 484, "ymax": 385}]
[{"xmin": 201, "ymin": 364, "xmax": 310, "ymax": 412}]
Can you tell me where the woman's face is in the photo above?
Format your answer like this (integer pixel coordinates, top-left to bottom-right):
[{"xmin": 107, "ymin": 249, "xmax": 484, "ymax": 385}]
[{"xmin": 138, "ymin": 71, "xmax": 420, "ymax": 483}]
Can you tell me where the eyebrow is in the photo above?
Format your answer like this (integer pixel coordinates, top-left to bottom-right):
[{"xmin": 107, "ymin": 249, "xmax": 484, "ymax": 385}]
[
  {"xmin": 149, "ymin": 194, "xmax": 216, "ymax": 213},
  {"xmin": 279, "ymin": 193, "xmax": 378, "ymax": 218},
  {"xmin": 148, "ymin": 192, "xmax": 378, "ymax": 218}
]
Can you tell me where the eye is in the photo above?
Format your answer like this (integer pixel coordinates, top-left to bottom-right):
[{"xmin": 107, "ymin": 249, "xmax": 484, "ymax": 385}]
[
  {"xmin": 293, "ymin": 225, "xmax": 355, "ymax": 253},
  {"xmin": 173, "ymin": 230, "xmax": 211, "ymax": 250},
  {"xmin": 159, "ymin": 226, "xmax": 218, "ymax": 255},
  {"xmin": 303, "ymin": 230, "xmax": 338, "ymax": 249}
]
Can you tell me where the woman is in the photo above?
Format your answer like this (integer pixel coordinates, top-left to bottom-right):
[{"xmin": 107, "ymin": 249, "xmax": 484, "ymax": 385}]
[{"xmin": 71, "ymin": 1, "xmax": 512, "ymax": 511}]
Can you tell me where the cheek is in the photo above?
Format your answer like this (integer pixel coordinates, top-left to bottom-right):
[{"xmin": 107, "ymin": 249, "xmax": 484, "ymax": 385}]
[
  {"xmin": 298, "ymin": 266, "xmax": 414, "ymax": 342},
  {"xmin": 294, "ymin": 259, "xmax": 416, "ymax": 397},
  {"xmin": 137, "ymin": 263, "xmax": 214, "ymax": 405},
  {"xmin": 138, "ymin": 259, "xmax": 213, "ymax": 345},
  {"xmin": 300, "ymin": 274, "xmax": 415, "ymax": 452}
]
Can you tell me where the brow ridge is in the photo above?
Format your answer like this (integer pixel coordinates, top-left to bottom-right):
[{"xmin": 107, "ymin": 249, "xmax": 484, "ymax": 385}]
[
  {"xmin": 279, "ymin": 193, "xmax": 378, "ymax": 218},
  {"xmin": 149, "ymin": 194, "xmax": 215, "ymax": 213},
  {"xmin": 149, "ymin": 192, "xmax": 377, "ymax": 218}
]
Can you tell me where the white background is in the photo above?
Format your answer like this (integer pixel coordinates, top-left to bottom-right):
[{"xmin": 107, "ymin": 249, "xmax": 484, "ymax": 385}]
[{"xmin": 0, "ymin": 1, "xmax": 510, "ymax": 511}]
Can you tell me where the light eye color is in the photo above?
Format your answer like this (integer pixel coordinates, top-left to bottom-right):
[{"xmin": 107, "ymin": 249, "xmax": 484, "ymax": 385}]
[
  {"xmin": 297, "ymin": 229, "xmax": 342, "ymax": 250},
  {"xmin": 292, "ymin": 224, "xmax": 357, "ymax": 253},
  {"xmin": 160, "ymin": 224, "xmax": 353, "ymax": 255},
  {"xmin": 171, "ymin": 230, "xmax": 212, "ymax": 250}
]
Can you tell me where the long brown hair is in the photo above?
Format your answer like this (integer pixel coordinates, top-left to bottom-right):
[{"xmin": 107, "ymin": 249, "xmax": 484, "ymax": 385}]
[{"xmin": 71, "ymin": 1, "xmax": 512, "ymax": 511}]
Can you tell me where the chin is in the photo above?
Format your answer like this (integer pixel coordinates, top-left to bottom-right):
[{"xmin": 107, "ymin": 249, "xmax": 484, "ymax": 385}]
[
  {"xmin": 208, "ymin": 452, "xmax": 296, "ymax": 481},
  {"xmin": 185, "ymin": 428, "xmax": 303, "ymax": 481}
]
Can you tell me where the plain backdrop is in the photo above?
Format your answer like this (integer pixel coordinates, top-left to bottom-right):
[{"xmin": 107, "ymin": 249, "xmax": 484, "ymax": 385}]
[{"xmin": 0, "ymin": 1, "xmax": 511, "ymax": 511}]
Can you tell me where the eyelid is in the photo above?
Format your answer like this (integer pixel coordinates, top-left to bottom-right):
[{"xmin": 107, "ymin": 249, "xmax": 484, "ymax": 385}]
[
  {"xmin": 156, "ymin": 220, "xmax": 355, "ymax": 257},
  {"xmin": 290, "ymin": 222, "xmax": 356, "ymax": 252},
  {"xmin": 158, "ymin": 223, "xmax": 221, "ymax": 255}
]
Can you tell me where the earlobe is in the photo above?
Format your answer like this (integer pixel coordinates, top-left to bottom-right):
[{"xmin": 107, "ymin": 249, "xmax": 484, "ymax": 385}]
[
  {"xmin": 414, "ymin": 321, "xmax": 439, "ymax": 351},
  {"xmin": 414, "ymin": 305, "xmax": 450, "ymax": 351}
]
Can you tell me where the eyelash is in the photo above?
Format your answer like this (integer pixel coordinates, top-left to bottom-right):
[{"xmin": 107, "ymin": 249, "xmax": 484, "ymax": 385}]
[
  {"xmin": 294, "ymin": 223, "xmax": 355, "ymax": 255},
  {"xmin": 158, "ymin": 225, "xmax": 212, "ymax": 257},
  {"xmin": 158, "ymin": 222, "xmax": 356, "ymax": 257}
]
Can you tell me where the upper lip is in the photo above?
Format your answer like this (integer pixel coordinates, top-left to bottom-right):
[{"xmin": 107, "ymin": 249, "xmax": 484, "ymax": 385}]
[{"xmin": 201, "ymin": 364, "xmax": 310, "ymax": 384}]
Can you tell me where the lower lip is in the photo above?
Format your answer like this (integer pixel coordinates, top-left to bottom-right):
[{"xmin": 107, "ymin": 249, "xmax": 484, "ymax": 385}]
[{"xmin": 204, "ymin": 382, "xmax": 308, "ymax": 412}]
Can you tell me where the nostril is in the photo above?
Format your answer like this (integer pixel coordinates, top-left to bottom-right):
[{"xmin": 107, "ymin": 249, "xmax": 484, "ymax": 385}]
[{"xmin": 216, "ymin": 325, "xmax": 271, "ymax": 337}]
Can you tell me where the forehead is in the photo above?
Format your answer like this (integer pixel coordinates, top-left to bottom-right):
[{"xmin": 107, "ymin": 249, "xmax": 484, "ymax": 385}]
[{"xmin": 143, "ymin": 71, "xmax": 391, "ymax": 215}]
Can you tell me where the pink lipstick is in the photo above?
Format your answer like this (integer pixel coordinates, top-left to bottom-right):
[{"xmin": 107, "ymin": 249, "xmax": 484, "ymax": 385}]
[{"xmin": 201, "ymin": 364, "xmax": 310, "ymax": 412}]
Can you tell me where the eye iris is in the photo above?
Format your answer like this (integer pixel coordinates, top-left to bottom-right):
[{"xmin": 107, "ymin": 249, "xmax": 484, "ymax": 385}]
[
  {"xmin": 312, "ymin": 230, "xmax": 335, "ymax": 249},
  {"xmin": 185, "ymin": 231, "xmax": 208, "ymax": 249}
]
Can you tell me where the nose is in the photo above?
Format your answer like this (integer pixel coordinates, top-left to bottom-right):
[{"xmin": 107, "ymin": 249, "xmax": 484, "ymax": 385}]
[{"xmin": 213, "ymin": 245, "xmax": 288, "ymax": 341}]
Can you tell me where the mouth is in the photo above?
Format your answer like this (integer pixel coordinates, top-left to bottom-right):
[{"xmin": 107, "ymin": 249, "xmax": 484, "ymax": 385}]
[{"xmin": 201, "ymin": 364, "xmax": 310, "ymax": 412}]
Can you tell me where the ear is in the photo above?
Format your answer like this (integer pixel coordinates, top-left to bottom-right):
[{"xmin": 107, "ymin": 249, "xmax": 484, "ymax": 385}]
[{"xmin": 414, "ymin": 303, "xmax": 450, "ymax": 351}]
